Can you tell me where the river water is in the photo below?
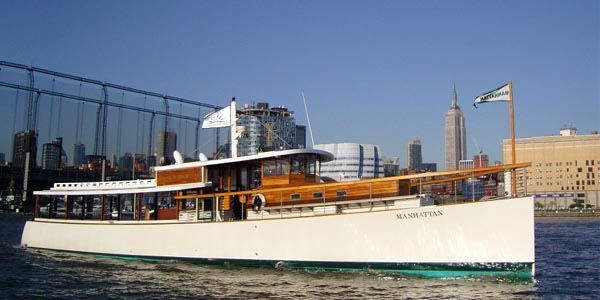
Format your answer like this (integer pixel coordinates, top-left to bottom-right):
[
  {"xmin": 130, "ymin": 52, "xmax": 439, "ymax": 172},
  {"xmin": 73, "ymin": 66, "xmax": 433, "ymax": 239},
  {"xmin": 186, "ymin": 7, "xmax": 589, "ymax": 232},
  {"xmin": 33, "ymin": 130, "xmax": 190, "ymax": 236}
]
[{"xmin": 0, "ymin": 215, "xmax": 598, "ymax": 299}]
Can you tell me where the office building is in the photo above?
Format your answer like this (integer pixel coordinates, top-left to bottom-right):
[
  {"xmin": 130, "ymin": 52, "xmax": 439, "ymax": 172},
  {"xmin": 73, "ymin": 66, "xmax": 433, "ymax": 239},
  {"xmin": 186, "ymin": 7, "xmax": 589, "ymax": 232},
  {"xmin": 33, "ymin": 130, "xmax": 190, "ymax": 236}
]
[
  {"xmin": 155, "ymin": 131, "xmax": 177, "ymax": 165},
  {"xmin": 118, "ymin": 153, "xmax": 134, "ymax": 172},
  {"xmin": 473, "ymin": 153, "xmax": 489, "ymax": 168},
  {"xmin": 237, "ymin": 102, "xmax": 297, "ymax": 156},
  {"xmin": 407, "ymin": 140, "xmax": 422, "ymax": 171},
  {"xmin": 382, "ymin": 157, "xmax": 400, "ymax": 177},
  {"xmin": 295, "ymin": 125, "xmax": 307, "ymax": 149},
  {"xmin": 12, "ymin": 130, "xmax": 38, "ymax": 169},
  {"xmin": 502, "ymin": 128, "xmax": 600, "ymax": 208},
  {"xmin": 41, "ymin": 138, "xmax": 65, "ymax": 170},
  {"xmin": 444, "ymin": 84, "xmax": 467, "ymax": 170},
  {"xmin": 315, "ymin": 143, "xmax": 383, "ymax": 181},
  {"xmin": 73, "ymin": 143, "xmax": 86, "ymax": 168}
]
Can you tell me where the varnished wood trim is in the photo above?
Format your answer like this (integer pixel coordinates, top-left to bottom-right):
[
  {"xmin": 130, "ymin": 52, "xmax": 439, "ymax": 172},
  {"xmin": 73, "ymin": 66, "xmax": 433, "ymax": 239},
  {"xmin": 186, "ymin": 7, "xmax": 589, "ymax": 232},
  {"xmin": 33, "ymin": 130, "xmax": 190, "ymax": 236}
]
[{"xmin": 173, "ymin": 163, "xmax": 530, "ymax": 200}]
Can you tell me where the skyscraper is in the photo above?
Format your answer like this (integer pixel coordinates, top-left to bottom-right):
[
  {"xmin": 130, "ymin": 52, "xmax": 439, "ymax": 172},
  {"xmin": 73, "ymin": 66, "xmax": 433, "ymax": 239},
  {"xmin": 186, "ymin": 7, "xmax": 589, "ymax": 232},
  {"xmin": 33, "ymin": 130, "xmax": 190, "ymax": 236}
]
[
  {"xmin": 407, "ymin": 140, "xmax": 422, "ymax": 171},
  {"xmin": 155, "ymin": 131, "xmax": 177, "ymax": 166},
  {"xmin": 237, "ymin": 102, "xmax": 297, "ymax": 156},
  {"xmin": 444, "ymin": 83, "xmax": 467, "ymax": 170},
  {"xmin": 73, "ymin": 143, "xmax": 86, "ymax": 167},
  {"xmin": 295, "ymin": 125, "xmax": 307, "ymax": 149},
  {"xmin": 12, "ymin": 130, "xmax": 38, "ymax": 169},
  {"xmin": 42, "ymin": 138, "xmax": 64, "ymax": 170}
]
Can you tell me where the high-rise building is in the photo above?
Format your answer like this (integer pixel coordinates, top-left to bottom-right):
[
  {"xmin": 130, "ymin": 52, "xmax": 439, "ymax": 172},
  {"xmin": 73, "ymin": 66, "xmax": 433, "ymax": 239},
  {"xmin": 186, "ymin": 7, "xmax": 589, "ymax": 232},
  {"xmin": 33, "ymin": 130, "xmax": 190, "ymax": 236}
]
[
  {"xmin": 12, "ymin": 130, "xmax": 37, "ymax": 169},
  {"xmin": 155, "ymin": 131, "xmax": 177, "ymax": 165},
  {"xmin": 315, "ymin": 143, "xmax": 383, "ymax": 181},
  {"xmin": 42, "ymin": 138, "xmax": 64, "ymax": 170},
  {"xmin": 118, "ymin": 153, "xmax": 134, "ymax": 172},
  {"xmin": 295, "ymin": 125, "xmax": 307, "ymax": 149},
  {"xmin": 502, "ymin": 128, "xmax": 600, "ymax": 208},
  {"xmin": 473, "ymin": 153, "xmax": 489, "ymax": 168},
  {"xmin": 73, "ymin": 143, "xmax": 86, "ymax": 167},
  {"xmin": 444, "ymin": 83, "xmax": 467, "ymax": 170},
  {"xmin": 237, "ymin": 102, "xmax": 297, "ymax": 156},
  {"xmin": 407, "ymin": 140, "xmax": 422, "ymax": 170}
]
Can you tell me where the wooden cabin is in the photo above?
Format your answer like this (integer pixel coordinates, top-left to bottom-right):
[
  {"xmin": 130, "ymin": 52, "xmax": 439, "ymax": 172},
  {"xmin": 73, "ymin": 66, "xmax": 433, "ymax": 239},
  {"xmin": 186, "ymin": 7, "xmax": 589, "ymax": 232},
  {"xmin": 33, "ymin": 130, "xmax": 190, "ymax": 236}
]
[{"xmin": 157, "ymin": 149, "xmax": 411, "ymax": 221}]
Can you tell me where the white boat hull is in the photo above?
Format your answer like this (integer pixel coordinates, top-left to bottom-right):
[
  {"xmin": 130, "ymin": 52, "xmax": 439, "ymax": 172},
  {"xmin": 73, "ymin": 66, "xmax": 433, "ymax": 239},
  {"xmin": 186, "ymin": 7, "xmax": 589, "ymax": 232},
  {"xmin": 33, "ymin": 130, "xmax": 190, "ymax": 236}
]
[{"xmin": 21, "ymin": 197, "xmax": 535, "ymax": 277}]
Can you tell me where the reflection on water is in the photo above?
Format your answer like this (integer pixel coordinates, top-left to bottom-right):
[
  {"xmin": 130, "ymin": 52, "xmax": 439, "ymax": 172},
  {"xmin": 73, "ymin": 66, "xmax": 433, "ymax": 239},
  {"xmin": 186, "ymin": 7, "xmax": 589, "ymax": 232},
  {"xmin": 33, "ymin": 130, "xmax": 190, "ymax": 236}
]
[
  {"xmin": 1, "ymin": 215, "xmax": 598, "ymax": 299},
  {"xmin": 4, "ymin": 247, "xmax": 536, "ymax": 299}
]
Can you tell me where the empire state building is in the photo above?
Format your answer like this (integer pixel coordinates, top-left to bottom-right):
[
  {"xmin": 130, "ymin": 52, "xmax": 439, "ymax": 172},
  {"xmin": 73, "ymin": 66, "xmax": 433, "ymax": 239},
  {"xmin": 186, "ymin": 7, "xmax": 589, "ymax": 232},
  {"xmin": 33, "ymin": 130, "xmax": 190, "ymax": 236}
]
[{"xmin": 444, "ymin": 84, "xmax": 467, "ymax": 170}]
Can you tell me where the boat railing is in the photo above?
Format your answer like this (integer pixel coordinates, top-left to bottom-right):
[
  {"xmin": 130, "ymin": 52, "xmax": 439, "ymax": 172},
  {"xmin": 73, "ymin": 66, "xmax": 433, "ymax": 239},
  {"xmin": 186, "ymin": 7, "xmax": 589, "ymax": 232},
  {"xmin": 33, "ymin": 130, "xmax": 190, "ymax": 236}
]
[{"xmin": 51, "ymin": 179, "xmax": 156, "ymax": 191}]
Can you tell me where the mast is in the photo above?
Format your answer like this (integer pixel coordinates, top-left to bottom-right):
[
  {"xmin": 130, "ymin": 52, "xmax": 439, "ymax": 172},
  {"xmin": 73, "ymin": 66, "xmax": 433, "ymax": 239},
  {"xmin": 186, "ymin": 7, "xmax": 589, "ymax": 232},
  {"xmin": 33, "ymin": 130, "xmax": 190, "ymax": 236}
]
[
  {"xmin": 508, "ymin": 80, "xmax": 516, "ymax": 196},
  {"xmin": 301, "ymin": 92, "xmax": 315, "ymax": 148},
  {"xmin": 230, "ymin": 97, "xmax": 238, "ymax": 158}
]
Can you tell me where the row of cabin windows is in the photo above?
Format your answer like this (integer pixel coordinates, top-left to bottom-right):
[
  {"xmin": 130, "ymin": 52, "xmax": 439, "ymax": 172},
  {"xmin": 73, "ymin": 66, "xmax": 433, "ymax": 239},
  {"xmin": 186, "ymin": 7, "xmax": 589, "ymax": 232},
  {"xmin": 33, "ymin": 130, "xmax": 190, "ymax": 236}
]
[
  {"xmin": 289, "ymin": 191, "xmax": 347, "ymax": 200},
  {"xmin": 264, "ymin": 156, "xmax": 318, "ymax": 177},
  {"xmin": 208, "ymin": 155, "xmax": 321, "ymax": 191}
]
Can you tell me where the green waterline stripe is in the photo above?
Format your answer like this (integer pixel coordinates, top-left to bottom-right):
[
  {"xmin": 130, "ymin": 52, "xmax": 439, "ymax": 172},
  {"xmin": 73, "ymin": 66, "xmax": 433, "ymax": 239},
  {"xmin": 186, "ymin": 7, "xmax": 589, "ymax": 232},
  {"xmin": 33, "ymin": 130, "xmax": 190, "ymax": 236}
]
[{"xmin": 32, "ymin": 247, "xmax": 533, "ymax": 278}]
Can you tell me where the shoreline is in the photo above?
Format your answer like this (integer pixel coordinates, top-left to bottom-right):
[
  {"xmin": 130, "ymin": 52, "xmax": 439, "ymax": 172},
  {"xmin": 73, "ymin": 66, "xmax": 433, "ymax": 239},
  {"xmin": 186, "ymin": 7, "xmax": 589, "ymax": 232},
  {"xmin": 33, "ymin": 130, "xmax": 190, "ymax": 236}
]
[{"xmin": 535, "ymin": 210, "xmax": 599, "ymax": 218}]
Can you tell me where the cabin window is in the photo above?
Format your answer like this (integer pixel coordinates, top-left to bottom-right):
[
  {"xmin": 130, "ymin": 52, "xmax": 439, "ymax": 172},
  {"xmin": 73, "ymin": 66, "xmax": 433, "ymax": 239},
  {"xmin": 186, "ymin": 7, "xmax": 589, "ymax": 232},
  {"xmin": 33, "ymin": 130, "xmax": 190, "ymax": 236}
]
[
  {"xmin": 158, "ymin": 192, "xmax": 174, "ymax": 208},
  {"xmin": 307, "ymin": 156, "xmax": 317, "ymax": 175},
  {"xmin": 313, "ymin": 192, "xmax": 323, "ymax": 199},
  {"xmin": 250, "ymin": 164, "xmax": 261, "ymax": 188},
  {"xmin": 120, "ymin": 194, "xmax": 135, "ymax": 220},
  {"xmin": 336, "ymin": 190, "xmax": 347, "ymax": 198},
  {"xmin": 263, "ymin": 159, "xmax": 290, "ymax": 177},
  {"xmin": 264, "ymin": 160, "xmax": 277, "ymax": 176},
  {"xmin": 291, "ymin": 156, "xmax": 307, "ymax": 174},
  {"xmin": 229, "ymin": 167, "xmax": 237, "ymax": 191},
  {"xmin": 209, "ymin": 168, "xmax": 220, "ymax": 192},
  {"xmin": 290, "ymin": 193, "xmax": 301, "ymax": 200},
  {"xmin": 140, "ymin": 194, "xmax": 157, "ymax": 220},
  {"xmin": 239, "ymin": 167, "xmax": 248, "ymax": 190},
  {"xmin": 278, "ymin": 159, "xmax": 289, "ymax": 175}
]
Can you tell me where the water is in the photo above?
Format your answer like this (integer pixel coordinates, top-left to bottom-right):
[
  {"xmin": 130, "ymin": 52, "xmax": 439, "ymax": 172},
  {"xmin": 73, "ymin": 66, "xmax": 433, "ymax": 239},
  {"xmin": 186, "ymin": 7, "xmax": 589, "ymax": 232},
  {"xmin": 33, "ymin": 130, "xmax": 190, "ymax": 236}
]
[{"xmin": 1, "ymin": 215, "xmax": 598, "ymax": 299}]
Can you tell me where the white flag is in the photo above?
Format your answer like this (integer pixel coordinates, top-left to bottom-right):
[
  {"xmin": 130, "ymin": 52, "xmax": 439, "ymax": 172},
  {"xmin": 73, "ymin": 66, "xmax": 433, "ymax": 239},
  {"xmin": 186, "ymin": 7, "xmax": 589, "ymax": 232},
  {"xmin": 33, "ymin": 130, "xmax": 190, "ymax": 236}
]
[
  {"xmin": 473, "ymin": 83, "xmax": 510, "ymax": 108},
  {"xmin": 202, "ymin": 106, "xmax": 231, "ymax": 128}
]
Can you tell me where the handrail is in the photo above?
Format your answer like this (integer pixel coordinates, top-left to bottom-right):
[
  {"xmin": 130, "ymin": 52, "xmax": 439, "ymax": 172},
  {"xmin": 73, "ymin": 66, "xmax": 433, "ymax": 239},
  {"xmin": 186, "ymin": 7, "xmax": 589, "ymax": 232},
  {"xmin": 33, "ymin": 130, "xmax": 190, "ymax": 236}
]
[{"xmin": 173, "ymin": 163, "xmax": 531, "ymax": 200}]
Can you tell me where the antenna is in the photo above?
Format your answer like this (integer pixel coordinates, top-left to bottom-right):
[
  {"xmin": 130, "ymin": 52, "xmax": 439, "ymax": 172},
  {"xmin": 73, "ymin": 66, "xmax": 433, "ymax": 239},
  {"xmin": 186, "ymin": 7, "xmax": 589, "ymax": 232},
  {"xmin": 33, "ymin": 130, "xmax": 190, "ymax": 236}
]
[{"xmin": 301, "ymin": 92, "xmax": 315, "ymax": 147}]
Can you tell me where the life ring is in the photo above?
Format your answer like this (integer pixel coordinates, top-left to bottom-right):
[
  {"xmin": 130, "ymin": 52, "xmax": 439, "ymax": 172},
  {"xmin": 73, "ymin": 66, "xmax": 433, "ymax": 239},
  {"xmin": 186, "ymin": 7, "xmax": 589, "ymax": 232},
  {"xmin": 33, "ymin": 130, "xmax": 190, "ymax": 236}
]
[{"xmin": 252, "ymin": 194, "xmax": 266, "ymax": 211}]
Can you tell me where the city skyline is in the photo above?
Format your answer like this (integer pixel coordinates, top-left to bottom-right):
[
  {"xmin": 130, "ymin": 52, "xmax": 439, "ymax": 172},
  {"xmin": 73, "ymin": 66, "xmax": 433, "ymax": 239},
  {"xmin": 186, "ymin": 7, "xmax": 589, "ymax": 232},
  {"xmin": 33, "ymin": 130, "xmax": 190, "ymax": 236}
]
[{"xmin": 0, "ymin": 1, "xmax": 598, "ymax": 167}]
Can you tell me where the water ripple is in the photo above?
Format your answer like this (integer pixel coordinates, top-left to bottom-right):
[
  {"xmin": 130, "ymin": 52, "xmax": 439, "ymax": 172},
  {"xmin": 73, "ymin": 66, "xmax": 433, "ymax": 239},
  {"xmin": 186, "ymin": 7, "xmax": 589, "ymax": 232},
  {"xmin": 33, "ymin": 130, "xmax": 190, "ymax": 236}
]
[{"xmin": 1, "ymin": 215, "xmax": 599, "ymax": 299}]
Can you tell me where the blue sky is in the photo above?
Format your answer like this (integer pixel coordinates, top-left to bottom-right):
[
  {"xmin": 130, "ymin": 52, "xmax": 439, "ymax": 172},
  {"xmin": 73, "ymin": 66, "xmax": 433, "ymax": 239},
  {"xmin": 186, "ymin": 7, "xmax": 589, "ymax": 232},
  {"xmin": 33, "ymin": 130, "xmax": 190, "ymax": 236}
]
[{"xmin": 0, "ymin": 0, "xmax": 598, "ymax": 167}]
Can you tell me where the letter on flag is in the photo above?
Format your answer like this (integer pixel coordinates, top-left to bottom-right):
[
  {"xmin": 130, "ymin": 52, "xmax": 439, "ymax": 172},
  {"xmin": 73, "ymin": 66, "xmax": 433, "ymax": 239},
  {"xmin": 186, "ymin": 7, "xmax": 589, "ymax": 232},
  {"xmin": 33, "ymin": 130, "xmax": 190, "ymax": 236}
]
[
  {"xmin": 202, "ymin": 106, "xmax": 231, "ymax": 128},
  {"xmin": 473, "ymin": 83, "xmax": 510, "ymax": 108}
]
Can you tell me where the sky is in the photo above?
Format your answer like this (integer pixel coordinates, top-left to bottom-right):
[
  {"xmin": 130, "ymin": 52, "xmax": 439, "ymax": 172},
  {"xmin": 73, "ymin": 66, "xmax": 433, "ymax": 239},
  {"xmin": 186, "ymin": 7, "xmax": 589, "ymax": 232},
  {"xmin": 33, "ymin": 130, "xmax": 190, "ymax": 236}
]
[{"xmin": 0, "ymin": 0, "xmax": 598, "ymax": 168}]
